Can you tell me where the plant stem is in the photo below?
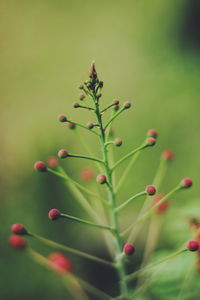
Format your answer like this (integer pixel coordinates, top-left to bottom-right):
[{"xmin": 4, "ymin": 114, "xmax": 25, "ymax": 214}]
[
  {"xmin": 104, "ymin": 107, "xmax": 125, "ymax": 130},
  {"xmin": 68, "ymin": 153, "xmax": 104, "ymax": 164},
  {"xmin": 60, "ymin": 213, "xmax": 113, "ymax": 231},
  {"xmin": 126, "ymin": 248, "xmax": 187, "ymax": 282},
  {"xmin": 93, "ymin": 94, "xmax": 129, "ymax": 299},
  {"xmin": 112, "ymin": 144, "xmax": 147, "ymax": 171},
  {"xmin": 67, "ymin": 119, "xmax": 99, "ymax": 136},
  {"xmin": 115, "ymin": 191, "xmax": 147, "ymax": 212},
  {"xmin": 121, "ymin": 185, "xmax": 181, "ymax": 237},
  {"xmin": 28, "ymin": 232, "xmax": 114, "ymax": 267}
]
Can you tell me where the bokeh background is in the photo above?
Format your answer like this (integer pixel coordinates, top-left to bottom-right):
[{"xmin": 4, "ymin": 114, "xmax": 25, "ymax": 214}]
[{"xmin": 1, "ymin": 0, "xmax": 200, "ymax": 299}]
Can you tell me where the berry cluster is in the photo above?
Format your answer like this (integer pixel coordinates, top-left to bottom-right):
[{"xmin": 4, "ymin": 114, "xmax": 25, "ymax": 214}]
[{"xmin": 9, "ymin": 63, "xmax": 196, "ymax": 300}]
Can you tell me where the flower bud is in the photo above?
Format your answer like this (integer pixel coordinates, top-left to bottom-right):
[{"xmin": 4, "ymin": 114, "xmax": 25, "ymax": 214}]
[
  {"xmin": 147, "ymin": 129, "xmax": 158, "ymax": 138},
  {"xmin": 96, "ymin": 174, "xmax": 107, "ymax": 184},
  {"xmin": 162, "ymin": 149, "xmax": 174, "ymax": 161},
  {"xmin": 99, "ymin": 81, "xmax": 104, "ymax": 88},
  {"xmin": 113, "ymin": 104, "xmax": 120, "ymax": 111},
  {"xmin": 123, "ymin": 243, "xmax": 135, "ymax": 256},
  {"xmin": 115, "ymin": 138, "xmax": 122, "ymax": 147},
  {"xmin": 79, "ymin": 93, "xmax": 86, "ymax": 101},
  {"xmin": 79, "ymin": 84, "xmax": 84, "ymax": 90},
  {"xmin": 48, "ymin": 252, "xmax": 72, "ymax": 273},
  {"xmin": 181, "ymin": 178, "xmax": 193, "ymax": 188},
  {"xmin": 58, "ymin": 114, "xmax": 67, "ymax": 122},
  {"xmin": 145, "ymin": 185, "xmax": 156, "ymax": 195},
  {"xmin": 66, "ymin": 122, "xmax": 76, "ymax": 130},
  {"xmin": 145, "ymin": 137, "xmax": 156, "ymax": 147},
  {"xmin": 123, "ymin": 101, "xmax": 131, "ymax": 109},
  {"xmin": 187, "ymin": 240, "xmax": 199, "ymax": 252},
  {"xmin": 87, "ymin": 122, "xmax": 94, "ymax": 129},
  {"xmin": 73, "ymin": 102, "xmax": 80, "ymax": 108},
  {"xmin": 48, "ymin": 209, "xmax": 61, "ymax": 220},
  {"xmin": 58, "ymin": 149, "xmax": 68, "ymax": 159},
  {"xmin": 80, "ymin": 167, "xmax": 94, "ymax": 181},
  {"xmin": 152, "ymin": 194, "xmax": 169, "ymax": 214},
  {"xmin": 11, "ymin": 224, "xmax": 27, "ymax": 235},
  {"xmin": 8, "ymin": 235, "xmax": 27, "ymax": 250},
  {"xmin": 47, "ymin": 156, "xmax": 59, "ymax": 168},
  {"xmin": 34, "ymin": 161, "xmax": 47, "ymax": 172}
]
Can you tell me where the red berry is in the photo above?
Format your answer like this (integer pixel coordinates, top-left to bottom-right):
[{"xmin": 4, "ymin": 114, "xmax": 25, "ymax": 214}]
[
  {"xmin": 147, "ymin": 129, "xmax": 158, "ymax": 138},
  {"xmin": 47, "ymin": 156, "xmax": 59, "ymax": 168},
  {"xmin": 115, "ymin": 138, "xmax": 122, "ymax": 147},
  {"xmin": 181, "ymin": 178, "xmax": 193, "ymax": 188},
  {"xmin": 145, "ymin": 185, "xmax": 156, "ymax": 195},
  {"xmin": 187, "ymin": 240, "xmax": 199, "ymax": 252},
  {"xmin": 58, "ymin": 114, "xmax": 67, "ymax": 122},
  {"xmin": 11, "ymin": 224, "xmax": 27, "ymax": 235},
  {"xmin": 48, "ymin": 252, "xmax": 72, "ymax": 273},
  {"xmin": 48, "ymin": 209, "xmax": 60, "ymax": 220},
  {"xmin": 152, "ymin": 194, "xmax": 169, "ymax": 214},
  {"xmin": 123, "ymin": 243, "xmax": 135, "ymax": 256},
  {"xmin": 34, "ymin": 161, "xmax": 47, "ymax": 172},
  {"xmin": 123, "ymin": 101, "xmax": 131, "ymax": 109},
  {"xmin": 58, "ymin": 149, "xmax": 68, "ymax": 159},
  {"xmin": 67, "ymin": 122, "xmax": 76, "ymax": 130},
  {"xmin": 80, "ymin": 167, "xmax": 94, "ymax": 181},
  {"xmin": 96, "ymin": 174, "xmax": 107, "ymax": 184},
  {"xmin": 8, "ymin": 235, "xmax": 27, "ymax": 250},
  {"xmin": 162, "ymin": 149, "xmax": 174, "ymax": 161},
  {"xmin": 145, "ymin": 137, "xmax": 156, "ymax": 146}
]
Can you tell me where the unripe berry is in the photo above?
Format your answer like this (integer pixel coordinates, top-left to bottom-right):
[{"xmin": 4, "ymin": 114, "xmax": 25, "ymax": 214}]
[
  {"xmin": 147, "ymin": 129, "xmax": 158, "ymax": 138},
  {"xmin": 145, "ymin": 137, "xmax": 156, "ymax": 146},
  {"xmin": 87, "ymin": 122, "xmax": 94, "ymax": 129},
  {"xmin": 34, "ymin": 161, "xmax": 47, "ymax": 172},
  {"xmin": 67, "ymin": 122, "xmax": 76, "ymax": 130},
  {"xmin": 11, "ymin": 224, "xmax": 27, "ymax": 235},
  {"xmin": 187, "ymin": 240, "xmax": 199, "ymax": 251},
  {"xmin": 48, "ymin": 209, "xmax": 61, "ymax": 220},
  {"xmin": 145, "ymin": 185, "xmax": 156, "ymax": 195},
  {"xmin": 162, "ymin": 149, "xmax": 174, "ymax": 161},
  {"xmin": 123, "ymin": 243, "xmax": 135, "ymax": 256},
  {"xmin": 58, "ymin": 114, "xmax": 67, "ymax": 122},
  {"xmin": 73, "ymin": 102, "xmax": 80, "ymax": 108},
  {"xmin": 8, "ymin": 235, "xmax": 27, "ymax": 250},
  {"xmin": 48, "ymin": 252, "xmax": 72, "ymax": 273},
  {"xmin": 152, "ymin": 194, "xmax": 169, "ymax": 214},
  {"xmin": 79, "ymin": 93, "xmax": 86, "ymax": 100},
  {"xmin": 80, "ymin": 167, "xmax": 94, "ymax": 181},
  {"xmin": 123, "ymin": 101, "xmax": 131, "ymax": 109},
  {"xmin": 181, "ymin": 178, "xmax": 193, "ymax": 188},
  {"xmin": 47, "ymin": 156, "xmax": 59, "ymax": 168},
  {"xmin": 58, "ymin": 149, "xmax": 68, "ymax": 159},
  {"xmin": 96, "ymin": 174, "xmax": 107, "ymax": 184},
  {"xmin": 115, "ymin": 138, "xmax": 122, "ymax": 147}
]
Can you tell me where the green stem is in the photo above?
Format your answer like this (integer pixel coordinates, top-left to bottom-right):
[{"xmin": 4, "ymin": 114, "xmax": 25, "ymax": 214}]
[
  {"xmin": 60, "ymin": 213, "xmax": 113, "ymax": 231},
  {"xmin": 68, "ymin": 153, "xmax": 103, "ymax": 164},
  {"xmin": 112, "ymin": 144, "xmax": 147, "ymax": 171},
  {"xmin": 101, "ymin": 103, "xmax": 115, "ymax": 114},
  {"xmin": 93, "ymin": 93, "xmax": 129, "ymax": 299},
  {"xmin": 67, "ymin": 119, "xmax": 99, "ymax": 136},
  {"xmin": 104, "ymin": 107, "xmax": 125, "ymax": 130},
  {"xmin": 47, "ymin": 167, "xmax": 99, "ymax": 198},
  {"xmin": 28, "ymin": 232, "xmax": 114, "ymax": 267},
  {"xmin": 115, "ymin": 151, "xmax": 141, "ymax": 193},
  {"xmin": 27, "ymin": 248, "xmax": 89, "ymax": 300},
  {"xmin": 126, "ymin": 248, "xmax": 187, "ymax": 282},
  {"xmin": 115, "ymin": 191, "xmax": 147, "ymax": 212},
  {"xmin": 121, "ymin": 185, "xmax": 181, "ymax": 237}
]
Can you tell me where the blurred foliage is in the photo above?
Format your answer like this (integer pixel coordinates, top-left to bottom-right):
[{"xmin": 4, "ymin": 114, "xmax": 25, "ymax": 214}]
[{"xmin": 1, "ymin": 0, "xmax": 200, "ymax": 299}]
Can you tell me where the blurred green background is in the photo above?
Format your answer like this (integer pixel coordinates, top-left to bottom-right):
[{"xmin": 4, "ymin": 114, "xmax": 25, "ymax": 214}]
[{"xmin": 1, "ymin": 0, "xmax": 200, "ymax": 299}]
